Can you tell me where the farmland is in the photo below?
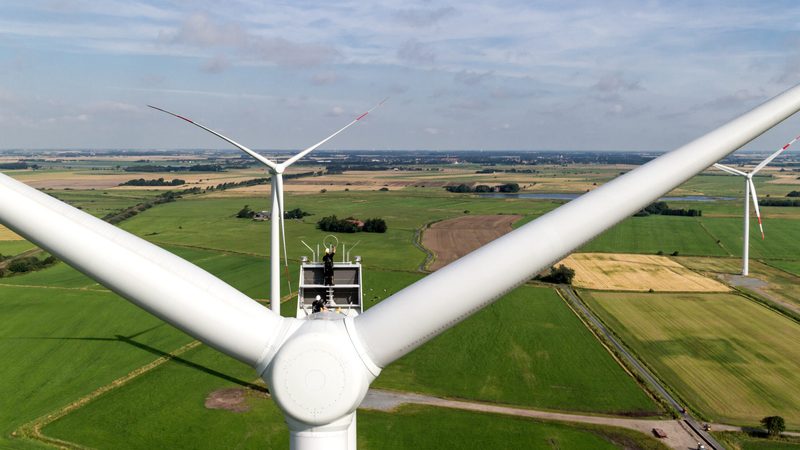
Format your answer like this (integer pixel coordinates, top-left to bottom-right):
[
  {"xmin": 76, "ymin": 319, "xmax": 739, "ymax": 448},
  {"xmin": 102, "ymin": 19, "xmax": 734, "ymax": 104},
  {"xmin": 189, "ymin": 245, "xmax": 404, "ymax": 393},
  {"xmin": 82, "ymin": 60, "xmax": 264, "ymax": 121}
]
[
  {"xmin": 581, "ymin": 291, "xmax": 800, "ymax": 426},
  {"xmin": 559, "ymin": 253, "xmax": 729, "ymax": 292},
  {"xmin": 422, "ymin": 215, "xmax": 521, "ymax": 270},
  {"xmin": 1, "ymin": 154, "xmax": 800, "ymax": 449},
  {"xmin": 374, "ymin": 285, "xmax": 658, "ymax": 415},
  {"xmin": 39, "ymin": 345, "xmax": 663, "ymax": 450},
  {"xmin": 0, "ymin": 225, "xmax": 22, "ymax": 241}
]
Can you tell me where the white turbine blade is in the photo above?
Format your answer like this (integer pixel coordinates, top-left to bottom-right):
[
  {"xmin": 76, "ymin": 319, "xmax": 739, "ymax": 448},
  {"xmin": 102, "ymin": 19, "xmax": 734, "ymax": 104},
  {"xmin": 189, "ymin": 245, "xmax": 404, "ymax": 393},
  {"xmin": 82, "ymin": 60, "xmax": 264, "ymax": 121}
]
[
  {"xmin": 0, "ymin": 172, "xmax": 287, "ymax": 368},
  {"xmin": 280, "ymin": 98, "xmax": 388, "ymax": 168},
  {"xmin": 748, "ymin": 178, "xmax": 765, "ymax": 239},
  {"xmin": 148, "ymin": 105, "xmax": 279, "ymax": 171},
  {"xmin": 751, "ymin": 133, "xmax": 800, "ymax": 174},
  {"xmin": 713, "ymin": 163, "xmax": 747, "ymax": 176},
  {"xmin": 353, "ymin": 83, "xmax": 800, "ymax": 369}
]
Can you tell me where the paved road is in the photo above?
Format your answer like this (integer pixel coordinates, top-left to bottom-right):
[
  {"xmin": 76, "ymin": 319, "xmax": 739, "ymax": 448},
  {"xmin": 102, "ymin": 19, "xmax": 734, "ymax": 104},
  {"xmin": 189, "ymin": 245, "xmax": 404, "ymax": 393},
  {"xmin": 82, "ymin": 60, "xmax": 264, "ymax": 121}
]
[
  {"xmin": 558, "ymin": 286, "xmax": 725, "ymax": 450},
  {"xmin": 362, "ymin": 389, "xmax": 703, "ymax": 450}
]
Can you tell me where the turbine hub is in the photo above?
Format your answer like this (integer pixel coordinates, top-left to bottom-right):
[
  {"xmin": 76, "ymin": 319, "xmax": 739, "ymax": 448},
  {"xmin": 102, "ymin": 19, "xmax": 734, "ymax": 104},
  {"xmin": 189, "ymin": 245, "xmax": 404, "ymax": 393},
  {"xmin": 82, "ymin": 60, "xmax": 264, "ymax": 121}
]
[{"xmin": 262, "ymin": 318, "xmax": 375, "ymax": 426}]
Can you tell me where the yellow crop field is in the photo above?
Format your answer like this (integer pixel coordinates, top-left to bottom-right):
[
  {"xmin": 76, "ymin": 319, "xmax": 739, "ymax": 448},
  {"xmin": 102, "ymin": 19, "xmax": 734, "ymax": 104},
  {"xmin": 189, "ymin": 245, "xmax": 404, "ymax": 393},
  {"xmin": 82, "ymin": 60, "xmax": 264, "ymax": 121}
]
[
  {"xmin": 0, "ymin": 225, "xmax": 22, "ymax": 241},
  {"xmin": 559, "ymin": 253, "xmax": 729, "ymax": 292}
]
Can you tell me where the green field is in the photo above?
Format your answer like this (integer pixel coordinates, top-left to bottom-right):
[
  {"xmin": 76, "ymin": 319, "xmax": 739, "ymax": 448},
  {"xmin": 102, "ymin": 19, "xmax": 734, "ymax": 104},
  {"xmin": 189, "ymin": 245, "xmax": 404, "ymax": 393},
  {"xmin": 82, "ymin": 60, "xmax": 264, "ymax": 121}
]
[
  {"xmin": 582, "ymin": 291, "xmax": 800, "ymax": 427},
  {"xmin": 701, "ymin": 217, "xmax": 800, "ymax": 260},
  {"xmin": 678, "ymin": 257, "xmax": 800, "ymax": 312},
  {"xmin": 376, "ymin": 285, "xmax": 659, "ymax": 415},
  {"xmin": 0, "ymin": 285, "xmax": 194, "ymax": 449},
  {"xmin": 118, "ymin": 192, "xmax": 557, "ymax": 273},
  {"xmin": 41, "ymin": 342, "xmax": 665, "ymax": 450},
  {"xmin": 581, "ymin": 215, "xmax": 728, "ymax": 256},
  {"xmin": 715, "ymin": 432, "xmax": 800, "ymax": 450},
  {"xmin": 2, "ymin": 166, "xmax": 799, "ymax": 449},
  {"xmin": 0, "ymin": 240, "xmax": 36, "ymax": 256},
  {"xmin": 49, "ymin": 189, "xmax": 163, "ymax": 217},
  {"xmin": 767, "ymin": 259, "xmax": 800, "ymax": 277},
  {"xmin": 0, "ymin": 197, "xmax": 660, "ymax": 449}
]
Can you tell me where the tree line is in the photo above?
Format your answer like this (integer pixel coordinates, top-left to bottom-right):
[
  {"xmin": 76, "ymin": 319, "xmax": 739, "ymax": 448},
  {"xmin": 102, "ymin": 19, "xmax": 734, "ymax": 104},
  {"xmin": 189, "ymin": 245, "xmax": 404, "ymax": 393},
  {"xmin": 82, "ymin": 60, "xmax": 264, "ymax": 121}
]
[
  {"xmin": 760, "ymin": 198, "xmax": 800, "ymax": 207},
  {"xmin": 634, "ymin": 201, "xmax": 702, "ymax": 217},
  {"xmin": 101, "ymin": 191, "xmax": 180, "ymax": 224},
  {"xmin": 236, "ymin": 205, "xmax": 312, "ymax": 220},
  {"xmin": 317, "ymin": 215, "xmax": 387, "ymax": 233},
  {"xmin": 120, "ymin": 178, "xmax": 186, "ymax": 186},
  {"xmin": 444, "ymin": 183, "xmax": 520, "ymax": 193},
  {"xmin": 0, "ymin": 255, "xmax": 57, "ymax": 278}
]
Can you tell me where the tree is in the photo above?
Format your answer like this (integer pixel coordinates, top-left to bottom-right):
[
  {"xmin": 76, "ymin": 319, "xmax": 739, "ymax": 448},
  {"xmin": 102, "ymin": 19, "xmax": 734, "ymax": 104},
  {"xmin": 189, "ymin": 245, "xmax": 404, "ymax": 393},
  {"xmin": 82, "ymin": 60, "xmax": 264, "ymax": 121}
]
[
  {"xmin": 496, "ymin": 183, "xmax": 520, "ymax": 193},
  {"xmin": 236, "ymin": 205, "xmax": 255, "ymax": 219},
  {"xmin": 761, "ymin": 416, "xmax": 785, "ymax": 436},
  {"xmin": 284, "ymin": 208, "xmax": 311, "ymax": 219},
  {"xmin": 363, "ymin": 218, "xmax": 387, "ymax": 233},
  {"xmin": 536, "ymin": 264, "xmax": 575, "ymax": 284}
]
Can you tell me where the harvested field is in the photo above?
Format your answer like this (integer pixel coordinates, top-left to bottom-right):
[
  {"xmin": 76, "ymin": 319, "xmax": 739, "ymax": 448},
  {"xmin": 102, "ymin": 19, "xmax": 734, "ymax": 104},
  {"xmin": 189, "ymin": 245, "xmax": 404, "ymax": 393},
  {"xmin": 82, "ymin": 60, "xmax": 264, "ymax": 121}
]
[
  {"xmin": 423, "ymin": 215, "xmax": 521, "ymax": 271},
  {"xmin": 560, "ymin": 253, "xmax": 729, "ymax": 292},
  {"xmin": 0, "ymin": 225, "xmax": 22, "ymax": 241}
]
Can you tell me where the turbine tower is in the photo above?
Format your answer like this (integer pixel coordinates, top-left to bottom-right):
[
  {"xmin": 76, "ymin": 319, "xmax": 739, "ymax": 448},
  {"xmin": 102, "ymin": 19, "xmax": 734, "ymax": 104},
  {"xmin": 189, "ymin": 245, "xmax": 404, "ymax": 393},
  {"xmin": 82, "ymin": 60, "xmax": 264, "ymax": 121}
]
[
  {"xmin": 148, "ymin": 101, "xmax": 385, "ymax": 314},
  {"xmin": 713, "ymin": 134, "xmax": 799, "ymax": 276},
  {"xmin": 2, "ymin": 84, "xmax": 800, "ymax": 449}
]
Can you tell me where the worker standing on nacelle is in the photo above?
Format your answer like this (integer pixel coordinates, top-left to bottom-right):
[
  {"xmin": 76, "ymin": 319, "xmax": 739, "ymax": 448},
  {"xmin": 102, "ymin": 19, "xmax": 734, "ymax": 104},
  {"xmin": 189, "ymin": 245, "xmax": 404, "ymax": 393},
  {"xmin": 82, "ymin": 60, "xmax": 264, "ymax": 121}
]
[{"xmin": 323, "ymin": 245, "xmax": 336, "ymax": 286}]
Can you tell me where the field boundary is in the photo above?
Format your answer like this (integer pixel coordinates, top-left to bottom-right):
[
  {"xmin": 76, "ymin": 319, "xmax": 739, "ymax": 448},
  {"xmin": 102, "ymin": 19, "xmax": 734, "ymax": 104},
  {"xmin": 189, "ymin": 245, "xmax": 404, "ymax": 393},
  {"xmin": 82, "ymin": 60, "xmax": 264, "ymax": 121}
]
[
  {"xmin": 697, "ymin": 221, "xmax": 731, "ymax": 256},
  {"xmin": 412, "ymin": 220, "xmax": 441, "ymax": 272},
  {"xmin": 13, "ymin": 340, "xmax": 202, "ymax": 449}
]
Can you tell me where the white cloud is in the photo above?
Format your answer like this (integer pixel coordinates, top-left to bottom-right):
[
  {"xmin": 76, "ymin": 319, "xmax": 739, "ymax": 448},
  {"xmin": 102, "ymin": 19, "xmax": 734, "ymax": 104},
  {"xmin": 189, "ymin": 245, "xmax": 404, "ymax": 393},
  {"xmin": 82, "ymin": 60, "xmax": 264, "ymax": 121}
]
[
  {"xmin": 397, "ymin": 39, "xmax": 436, "ymax": 65},
  {"xmin": 162, "ymin": 13, "xmax": 341, "ymax": 67},
  {"xmin": 393, "ymin": 6, "xmax": 457, "ymax": 27}
]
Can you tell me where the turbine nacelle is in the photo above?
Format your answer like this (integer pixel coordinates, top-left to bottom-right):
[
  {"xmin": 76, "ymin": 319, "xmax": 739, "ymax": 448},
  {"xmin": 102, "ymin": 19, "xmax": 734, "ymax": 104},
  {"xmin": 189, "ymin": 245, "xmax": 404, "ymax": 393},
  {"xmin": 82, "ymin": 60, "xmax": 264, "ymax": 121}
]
[{"xmin": 262, "ymin": 316, "xmax": 378, "ymax": 426}]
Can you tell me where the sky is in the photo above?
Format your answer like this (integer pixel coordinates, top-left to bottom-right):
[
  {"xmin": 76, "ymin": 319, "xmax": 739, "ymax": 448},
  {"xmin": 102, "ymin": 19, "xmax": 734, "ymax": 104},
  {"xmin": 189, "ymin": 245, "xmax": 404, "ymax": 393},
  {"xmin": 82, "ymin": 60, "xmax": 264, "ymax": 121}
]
[{"xmin": 2, "ymin": 0, "xmax": 800, "ymax": 152}]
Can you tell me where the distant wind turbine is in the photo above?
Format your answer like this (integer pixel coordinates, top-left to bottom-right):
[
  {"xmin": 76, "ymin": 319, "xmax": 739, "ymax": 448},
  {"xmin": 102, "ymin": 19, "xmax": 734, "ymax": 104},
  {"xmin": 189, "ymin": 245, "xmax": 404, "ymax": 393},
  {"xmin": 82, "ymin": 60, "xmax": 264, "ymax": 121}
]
[
  {"xmin": 713, "ymin": 134, "xmax": 799, "ymax": 276},
  {"xmin": 149, "ymin": 100, "xmax": 386, "ymax": 314}
]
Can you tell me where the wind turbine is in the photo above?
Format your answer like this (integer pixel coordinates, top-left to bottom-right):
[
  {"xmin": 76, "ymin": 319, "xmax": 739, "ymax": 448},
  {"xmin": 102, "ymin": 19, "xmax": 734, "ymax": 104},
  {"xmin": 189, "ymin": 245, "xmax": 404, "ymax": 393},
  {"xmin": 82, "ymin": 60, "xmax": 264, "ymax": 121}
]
[
  {"xmin": 148, "ymin": 100, "xmax": 385, "ymax": 314},
  {"xmin": 2, "ymin": 84, "xmax": 800, "ymax": 449},
  {"xmin": 713, "ymin": 134, "xmax": 799, "ymax": 276}
]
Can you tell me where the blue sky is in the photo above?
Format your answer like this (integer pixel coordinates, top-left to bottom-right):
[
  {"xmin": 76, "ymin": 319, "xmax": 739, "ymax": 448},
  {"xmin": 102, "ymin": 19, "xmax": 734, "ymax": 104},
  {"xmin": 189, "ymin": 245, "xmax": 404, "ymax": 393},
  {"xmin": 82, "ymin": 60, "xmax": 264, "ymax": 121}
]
[{"xmin": 1, "ymin": 0, "xmax": 800, "ymax": 151}]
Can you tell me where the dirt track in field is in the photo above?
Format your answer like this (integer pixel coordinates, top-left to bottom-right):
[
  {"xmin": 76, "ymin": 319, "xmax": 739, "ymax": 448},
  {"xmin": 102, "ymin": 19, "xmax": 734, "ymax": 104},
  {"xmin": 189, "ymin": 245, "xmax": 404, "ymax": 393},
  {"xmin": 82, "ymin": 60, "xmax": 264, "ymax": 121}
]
[{"xmin": 422, "ymin": 215, "xmax": 521, "ymax": 271}]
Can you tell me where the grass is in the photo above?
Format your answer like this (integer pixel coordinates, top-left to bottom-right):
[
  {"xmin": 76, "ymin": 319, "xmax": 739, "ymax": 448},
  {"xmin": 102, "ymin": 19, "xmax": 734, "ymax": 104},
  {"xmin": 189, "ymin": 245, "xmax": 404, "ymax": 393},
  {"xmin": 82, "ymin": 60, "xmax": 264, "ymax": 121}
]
[
  {"xmin": 678, "ymin": 257, "xmax": 800, "ymax": 312},
  {"xmin": 118, "ymin": 192, "xmax": 557, "ymax": 272},
  {"xmin": 714, "ymin": 431, "xmax": 800, "ymax": 450},
  {"xmin": 0, "ymin": 240, "xmax": 36, "ymax": 256},
  {"xmin": 582, "ymin": 291, "xmax": 800, "ymax": 427},
  {"xmin": 48, "ymin": 189, "xmax": 163, "ymax": 217},
  {"xmin": 360, "ymin": 405, "xmax": 669, "ymax": 450},
  {"xmin": 375, "ymin": 284, "xmax": 660, "ymax": 416},
  {"xmin": 42, "ymin": 344, "xmax": 666, "ymax": 450},
  {"xmin": 766, "ymin": 259, "xmax": 800, "ymax": 277},
  {"xmin": 0, "ymin": 285, "xmax": 194, "ymax": 449},
  {"xmin": 701, "ymin": 217, "xmax": 800, "ymax": 260},
  {"xmin": 581, "ymin": 215, "xmax": 728, "ymax": 256}
]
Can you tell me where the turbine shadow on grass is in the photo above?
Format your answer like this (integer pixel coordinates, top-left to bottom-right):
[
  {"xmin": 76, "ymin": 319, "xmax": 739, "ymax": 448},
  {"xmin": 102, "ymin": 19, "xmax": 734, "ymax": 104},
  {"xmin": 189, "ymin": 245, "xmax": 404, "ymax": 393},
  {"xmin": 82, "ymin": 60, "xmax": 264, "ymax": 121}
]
[{"xmin": 7, "ymin": 325, "xmax": 268, "ymax": 393}]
